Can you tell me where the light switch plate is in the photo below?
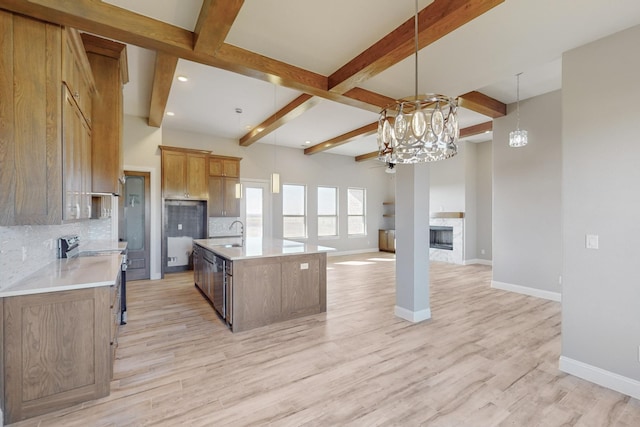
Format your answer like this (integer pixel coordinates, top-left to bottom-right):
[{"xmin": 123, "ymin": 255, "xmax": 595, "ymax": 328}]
[
  {"xmin": 586, "ymin": 234, "xmax": 599, "ymax": 249},
  {"xmin": 300, "ymin": 263, "xmax": 309, "ymax": 270}
]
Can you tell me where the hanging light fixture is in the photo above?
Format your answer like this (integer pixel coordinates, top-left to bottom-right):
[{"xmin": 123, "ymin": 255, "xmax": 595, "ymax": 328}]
[
  {"xmin": 509, "ymin": 72, "xmax": 528, "ymax": 147},
  {"xmin": 377, "ymin": 0, "xmax": 459, "ymax": 164}
]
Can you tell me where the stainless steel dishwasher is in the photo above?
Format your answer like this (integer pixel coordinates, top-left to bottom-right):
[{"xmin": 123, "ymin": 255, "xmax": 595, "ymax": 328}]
[{"xmin": 205, "ymin": 250, "xmax": 225, "ymax": 319}]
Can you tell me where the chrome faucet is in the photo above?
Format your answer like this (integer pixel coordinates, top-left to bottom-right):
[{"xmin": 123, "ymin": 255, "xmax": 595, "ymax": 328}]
[{"xmin": 229, "ymin": 220, "xmax": 244, "ymax": 247}]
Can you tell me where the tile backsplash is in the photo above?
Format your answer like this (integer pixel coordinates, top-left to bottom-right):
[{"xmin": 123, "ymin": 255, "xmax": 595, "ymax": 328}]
[
  {"xmin": 209, "ymin": 217, "xmax": 242, "ymax": 237},
  {"xmin": 0, "ymin": 218, "xmax": 112, "ymax": 290}
]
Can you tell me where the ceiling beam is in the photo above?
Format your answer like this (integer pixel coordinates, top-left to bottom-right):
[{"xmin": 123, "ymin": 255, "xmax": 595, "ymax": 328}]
[
  {"xmin": 193, "ymin": 0, "xmax": 244, "ymax": 54},
  {"xmin": 148, "ymin": 52, "xmax": 179, "ymax": 128},
  {"xmin": 458, "ymin": 91, "xmax": 506, "ymax": 118},
  {"xmin": 355, "ymin": 151, "xmax": 379, "ymax": 162},
  {"xmin": 239, "ymin": 94, "xmax": 320, "ymax": 147},
  {"xmin": 459, "ymin": 120, "xmax": 492, "ymax": 138},
  {"xmin": 304, "ymin": 122, "xmax": 378, "ymax": 156},
  {"xmin": 328, "ymin": 0, "xmax": 505, "ymax": 94}
]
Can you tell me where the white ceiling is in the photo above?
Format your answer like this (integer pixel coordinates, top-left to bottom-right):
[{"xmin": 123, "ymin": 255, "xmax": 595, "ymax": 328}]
[{"xmin": 104, "ymin": 0, "xmax": 640, "ymax": 157}]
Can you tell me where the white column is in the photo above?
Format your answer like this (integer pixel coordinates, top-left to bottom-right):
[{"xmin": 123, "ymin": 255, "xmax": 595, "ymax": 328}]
[{"xmin": 394, "ymin": 163, "xmax": 431, "ymax": 322}]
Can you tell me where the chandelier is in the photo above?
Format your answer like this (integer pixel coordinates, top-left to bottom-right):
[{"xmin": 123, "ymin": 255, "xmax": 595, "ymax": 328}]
[
  {"xmin": 509, "ymin": 72, "xmax": 528, "ymax": 147},
  {"xmin": 377, "ymin": 0, "xmax": 459, "ymax": 164}
]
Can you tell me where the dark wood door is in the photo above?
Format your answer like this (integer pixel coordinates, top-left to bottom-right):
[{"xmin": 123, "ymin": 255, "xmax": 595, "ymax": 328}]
[{"xmin": 122, "ymin": 171, "xmax": 151, "ymax": 280}]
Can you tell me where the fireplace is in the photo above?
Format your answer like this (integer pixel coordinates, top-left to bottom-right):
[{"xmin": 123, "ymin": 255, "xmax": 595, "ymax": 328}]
[{"xmin": 430, "ymin": 226, "xmax": 453, "ymax": 250}]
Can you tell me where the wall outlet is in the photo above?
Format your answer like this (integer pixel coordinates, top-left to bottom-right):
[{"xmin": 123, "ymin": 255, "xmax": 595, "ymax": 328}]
[
  {"xmin": 638, "ymin": 345, "xmax": 640, "ymax": 363},
  {"xmin": 586, "ymin": 234, "xmax": 599, "ymax": 249},
  {"xmin": 480, "ymin": 249, "xmax": 485, "ymax": 255},
  {"xmin": 558, "ymin": 275, "xmax": 562, "ymax": 285},
  {"xmin": 300, "ymin": 263, "xmax": 309, "ymax": 270},
  {"xmin": 178, "ymin": 224, "xmax": 183, "ymax": 230}
]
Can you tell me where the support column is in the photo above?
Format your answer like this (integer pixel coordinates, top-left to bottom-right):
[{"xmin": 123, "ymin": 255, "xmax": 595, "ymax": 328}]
[{"xmin": 394, "ymin": 163, "xmax": 431, "ymax": 322}]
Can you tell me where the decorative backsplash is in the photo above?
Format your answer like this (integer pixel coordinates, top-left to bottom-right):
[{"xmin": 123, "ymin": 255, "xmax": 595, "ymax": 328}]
[
  {"xmin": 0, "ymin": 218, "xmax": 112, "ymax": 290},
  {"xmin": 209, "ymin": 217, "xmax": 242, "ymax": 237}
]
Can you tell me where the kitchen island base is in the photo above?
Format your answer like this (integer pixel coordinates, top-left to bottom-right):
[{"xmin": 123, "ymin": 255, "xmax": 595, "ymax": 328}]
[{"xmin": 193, "ymin": 239, "xmax": 329, "ymax": 333}]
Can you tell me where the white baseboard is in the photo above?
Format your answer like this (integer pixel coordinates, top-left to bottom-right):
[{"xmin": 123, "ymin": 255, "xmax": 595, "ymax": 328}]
[
  {"xmin": 394, "ymin": 306, "xmax": 431, "ymax": 323},
  {"xmin": 328, "ymin": 248, "xmax": 381, "ymax": 257},
  {"xmin": 491, "ymin": 280, "xmax": 561, "ymax": 302},
  {"xmin": 464, "ymin": 259, "xmax": 493, "ymax": 266},
  {"xmin": 559, "ymin": 356, "xmax": 640, "ymax": 400}
]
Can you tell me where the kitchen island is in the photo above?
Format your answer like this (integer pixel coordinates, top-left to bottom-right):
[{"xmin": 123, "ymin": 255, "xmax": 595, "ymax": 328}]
[{"xmin": 193, "ymin": 238, "xmax": 333, "ymax": 332}]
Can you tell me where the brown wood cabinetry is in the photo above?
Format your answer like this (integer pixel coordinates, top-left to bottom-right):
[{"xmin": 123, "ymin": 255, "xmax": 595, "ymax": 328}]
[
  {"xmin": 0, "ymin": 12, "xmax": 100, "ymax": 226},
  {"xmin": 82, "ymin": 34, "xmax": 128, "ymax": 195},
  {"xmin": 160, "ymin": 146, "xmax": 209, "ymax": 199},
  {"xmin": 379, "ymin": 229, "xmax": 396, "ymax": 253},
  {"xmin": 1, "ymin": 281, "xmax": 122, "ymax": 424},
  {"xmin": 208, "ymin": 155, "xmax": 241, "ymax": 217}
]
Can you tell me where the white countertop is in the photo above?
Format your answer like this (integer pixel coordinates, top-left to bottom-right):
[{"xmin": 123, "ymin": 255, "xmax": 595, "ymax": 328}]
[
  {"xmin": 194, "ymin": 238, "xmax": 334, "ymax": 260},
  {"xmin": 0, "ymin": 254, "xmax": 123, "ymax": 298}
]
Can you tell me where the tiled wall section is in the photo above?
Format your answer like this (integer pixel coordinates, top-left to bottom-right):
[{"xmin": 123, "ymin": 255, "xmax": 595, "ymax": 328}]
[
  {"xmin": 208, "ymin": 216, "xmax": 241, "ymax": 237},
  {"xmin": 0, "ymin": 219, "xmax": 112, "ymax": 290}
]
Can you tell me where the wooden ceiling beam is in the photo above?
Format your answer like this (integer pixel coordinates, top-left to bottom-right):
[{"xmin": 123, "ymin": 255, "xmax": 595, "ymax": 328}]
[
  {"xmin": 193, "ymin": 0, "xmax": 244, "ymax": 54},
  {"xmin": 459, "ymin": 120, "xmax": 492, "ymax": 138},
  {"xmin": 328, "ymin": 0, "xmax": 505, "ymax": 94},
  {"xmin": 305, "ymin": 122, "xmax": 378, "ymax": 156},
  {"xmin": 458, "ymin": 91, "xmax": 506, "ymax": 118},
  {"xmin": 148, "ymin": 52, "xmax": 179, "ymax": 128},
  {"xmin": 239, "ymin": 94, "xmax": 320, "ymax": 147}
]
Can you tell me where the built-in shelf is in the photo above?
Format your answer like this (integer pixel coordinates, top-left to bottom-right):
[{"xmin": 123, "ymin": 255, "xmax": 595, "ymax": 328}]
[
  {"xmin": 383, "ymin": 214, "xmax": 395, "ymax": 218},
  {"xmin": 430, "ymin": 211, "xmax": 464, "ymax": 219},
  {"xmin": 383, "ymin": 201, "xmax": 395, "ymax": 205}
]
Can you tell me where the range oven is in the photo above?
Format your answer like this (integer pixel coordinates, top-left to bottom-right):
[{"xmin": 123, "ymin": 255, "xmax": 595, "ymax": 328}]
[{"xmin": 58, "ymin": 235, "xmax": 128, "ymax": 325}]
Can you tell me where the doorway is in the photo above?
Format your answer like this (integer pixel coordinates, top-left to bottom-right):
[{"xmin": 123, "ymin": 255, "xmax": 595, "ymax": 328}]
[
  {"xmin": 241, "ymin": 180, "xmax": 271, "ymax": 239},
  {"xmin": 122, "ymin": 171, "xmax": 151, "ymax": 280}
]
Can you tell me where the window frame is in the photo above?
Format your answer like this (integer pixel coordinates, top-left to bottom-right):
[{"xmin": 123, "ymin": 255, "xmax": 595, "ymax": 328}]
[
  {"xmin": 282, "ymin": 183, "xmax": 307, "ymax": 239},
  {"xmin": 317, "ymin": 186, "xmax": 339, "ymax": 238},
  {"xmin": 347, "ymin": 187, "xmax": 367, "ymax": 236}
]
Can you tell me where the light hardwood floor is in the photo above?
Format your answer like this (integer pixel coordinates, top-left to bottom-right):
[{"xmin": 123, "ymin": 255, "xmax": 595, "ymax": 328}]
[{"xmin": 10, "ymin": 252, "xmax": 640, "ymax": 426}]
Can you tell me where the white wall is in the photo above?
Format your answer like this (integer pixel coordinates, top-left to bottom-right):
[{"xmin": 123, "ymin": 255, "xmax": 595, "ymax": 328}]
[
  {"xmin": 492, "ymin": 90, "xmax": 562, "ymax": 298},
  {"xmin": 429, "ymin": 142, "xmax": 467, "ymax": 213},
  {"xmin": 561, "ymin": 24, "xmax": 640, "ymax": 392}
]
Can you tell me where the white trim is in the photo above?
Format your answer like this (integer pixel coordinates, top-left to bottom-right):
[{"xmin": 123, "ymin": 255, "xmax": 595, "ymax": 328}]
[
  {"xmin": 559, "ymin": 356, "xmax": 640, "ymax": 400},
  {"xmin": 464, "ymin": 259, "xmax": 493, "ymax": 266},
  {"xmin": 491, "ymin": 280, "xmax": 561, "ymax": 302},
  {"xmin": 328, "ymin": 248, "xmax": 380, "ymax": 257},
  {"xmin": 394, "ymin": 306, "xmax": 431, "ymax": 323}
]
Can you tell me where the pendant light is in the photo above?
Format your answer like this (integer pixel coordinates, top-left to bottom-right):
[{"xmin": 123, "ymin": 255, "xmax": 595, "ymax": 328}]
[
  {"xmin": 509, "ymin": 72, "xmax": 528, "ymax": 147},
  {"xmin": 377, "ymin": 0, "xmax": 459, "ymax": 164}
]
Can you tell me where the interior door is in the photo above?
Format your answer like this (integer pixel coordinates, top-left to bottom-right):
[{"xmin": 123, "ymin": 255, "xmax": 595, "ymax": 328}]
[{"xmin": 123, "ymin": 171, "xmax": 150, "ymax": 280}]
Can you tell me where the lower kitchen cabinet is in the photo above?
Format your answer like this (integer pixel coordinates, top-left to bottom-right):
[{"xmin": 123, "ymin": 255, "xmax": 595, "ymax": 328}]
[
  {"xmin": 1, "ymin": 279, "xmax": 121, "ymax": 424},
  {"xmin": 379, "ymin": 229, "xmax": 396, "ymax": 253}
]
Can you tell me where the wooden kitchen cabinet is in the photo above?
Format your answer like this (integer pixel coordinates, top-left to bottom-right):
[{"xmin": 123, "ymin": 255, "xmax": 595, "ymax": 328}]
[
  {"xmin": 82, "ymin": 34, "xmax": 128, "ymax": 195},
  {"xmin": 2, "ymin": 286, "xmax": 114, "ymax": 423},
  {"xmin": 208, "ymin": 155, "xmax": 241, "ymax": 217},
  {"xmin": 379, "ymin": 229, "xmax": 396, "ymax": 253},
  {"xmin": 0, "ymin": 12, "xmax": 96, "ymax": 226},
  {"xmin": 160, "ymin": 146, "xmax": 209, "ymax": 200}
]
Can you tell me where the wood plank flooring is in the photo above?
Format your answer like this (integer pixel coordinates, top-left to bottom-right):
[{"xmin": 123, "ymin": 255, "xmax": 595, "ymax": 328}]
[{"xmin": 10, "ymin": 252, "xmax": 640, "ymax": 426}]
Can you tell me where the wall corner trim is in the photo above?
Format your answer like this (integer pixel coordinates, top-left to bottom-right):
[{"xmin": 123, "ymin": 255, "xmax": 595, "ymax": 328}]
[
  {"xmin": 491, "ymin": 280, "xmax": 561, "ymax": 302},
  {"xmin": 559, "ymin": 356, "xmax": 640, "ymax": 400},
  {"xmin": 394, "ymin": 306, "xmax": 431, "ymax": 323}
]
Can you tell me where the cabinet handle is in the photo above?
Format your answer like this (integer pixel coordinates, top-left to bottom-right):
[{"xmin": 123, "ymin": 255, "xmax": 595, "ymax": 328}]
[{"xmin": 73, "ymin": 91, "xmax": 79, "ymax": 99}]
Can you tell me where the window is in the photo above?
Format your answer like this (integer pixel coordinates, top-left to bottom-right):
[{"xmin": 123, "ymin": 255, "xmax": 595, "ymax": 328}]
[
  {"xmin": 317, "ymin": 186, "xmax": 338, "ymax": 237},
  {"xmin": 347, "ymin": 187, "xmax": 366, "ymax": 236},
  {"xmin": 282, "ymin": 184, "xmax": 306, "ymax": 238}
]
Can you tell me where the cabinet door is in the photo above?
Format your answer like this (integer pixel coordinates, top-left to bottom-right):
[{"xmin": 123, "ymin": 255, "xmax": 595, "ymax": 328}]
[
  {"xmin": 208, "ymin": 177, "xmax": 224, "ymax": 217},
  {"xmin": 80, "ymin": 115, "xmax": 92, "ymax": 219},
  {"xmin": 209, "ymin": 157, "xmax": 223, "ymax": 176},
  {"xmin": 63, "ymin": 88, "xmax": 82, "ymax": 221},
  {"xmin": 186, "ymin": 153, "xmax": 208, "ymax": 199},
  {"xmin": 222, "ymin": 159, "xmax": 240, "ymax": 178},
  {"xmin": 387, "ymin": 229, "xmax": 396, "ymax": 252},
  {"xmin": 162, "ymin": 150, "xmax": 186, "ymax": 198},
  {"xmin": 224, "ymin": 178, "xmax": 240, "ymax": 217}
]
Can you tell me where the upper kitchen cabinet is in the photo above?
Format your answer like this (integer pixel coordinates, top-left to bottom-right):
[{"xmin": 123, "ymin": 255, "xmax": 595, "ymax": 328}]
[
  {"xmin": 160, "ymin": 146, "xmax": 209, "ymax": 200},
  {"xmin": 208, "ymin": 155, "xmax": 241, "ymax": 217},
  {"xmin": 0, "ymin": 12, "xmax": 95, "ymax": 225},
  {"xmin": 81, "ymin": 34, "xmax": 128, "ymax": 195}
]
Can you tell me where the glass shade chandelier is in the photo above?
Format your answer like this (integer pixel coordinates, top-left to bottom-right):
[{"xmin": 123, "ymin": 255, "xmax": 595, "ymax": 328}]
[
  {"xmin": 509, "ymin": 72, "xmax": 528, "ymax": 147},
  {"xmin": 377, "ymin": 0, "xmax": 459, "ymax": 164}
]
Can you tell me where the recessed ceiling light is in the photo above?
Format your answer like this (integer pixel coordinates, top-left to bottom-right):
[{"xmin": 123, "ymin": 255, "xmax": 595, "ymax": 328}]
[
  {"xmin": 166, "ymin": 111, "xmax": 175, "ymax": 116},
  {"xmin": 177, "ymin": 75, "xmax": 188, "ymax": 82},
  {"xmin": 245, "ymin": 125, "xmax": 252, "ymax": 130},
  {"xmin": 305, "ymin": 140, "xmax": 311, "ymax": 145}
]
